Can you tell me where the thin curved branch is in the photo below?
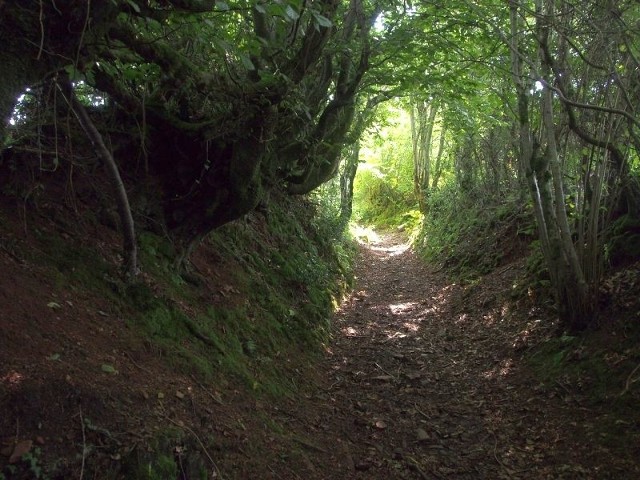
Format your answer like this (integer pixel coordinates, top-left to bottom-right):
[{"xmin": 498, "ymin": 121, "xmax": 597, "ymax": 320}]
[
  {"xmin": 562, "ymin": 35, "xmax": 609, "ymax": 72},
  {"xmin": 537, "ymin": 80, "xmax": 640, "ymax": 130},
  {"xmin": 57, "ymin": 76, "xmax": 138, "ymax": 277}
]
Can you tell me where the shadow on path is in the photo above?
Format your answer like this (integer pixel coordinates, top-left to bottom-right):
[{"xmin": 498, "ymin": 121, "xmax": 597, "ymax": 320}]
[{"xmin": 281, "ymin": 232, "xmax": 638, "ymax": 479}]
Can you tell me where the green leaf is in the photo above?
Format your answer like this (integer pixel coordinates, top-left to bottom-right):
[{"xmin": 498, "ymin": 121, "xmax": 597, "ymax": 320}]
[
  {"xmin": 84, "ymin": 69, "xmax": 96, "ymax": 85},
  {"xmin": 214, "ymin": 38, "xmax": 232, "ymax": 53},
  {"xmin": 243, "ymin": 339, "xmax": 257, "ymax": 355},
  {"xmin": 311, "ymin": 12, "xmax": 332, "ymax": 28},
  {"xmin": 48, "ymin": 353, "xmax": 61, "ymax": 361},
  {"xmin": 240, "ymin": 55, "xmax": 256, "ymax": 71},
  {"xmin": 63, "ymin": 65, "xmax": 83, "ymax": 82},
  {"xmin": 285, "ymin": 5, "xmax": 299, "ymax": 21},
  {"xmin": 267, "ymin": 3, "xmax": 286, "ymax": 17},
  {"xmin": 126, "ymin": 0, "xmax": 141, "ymax": 13},
  {"xmin": 101, "ymin": 364, "xmax": 118, "ymax": 374},
  {"xmin": 287, "ymin": 0, "xmax": 303, "ymax": 9}
]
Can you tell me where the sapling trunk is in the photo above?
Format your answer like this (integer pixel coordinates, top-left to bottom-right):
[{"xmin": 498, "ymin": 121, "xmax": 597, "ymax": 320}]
[{"xmin": 62, "ymin": 78, "xmax": 138, "ymax": 278}]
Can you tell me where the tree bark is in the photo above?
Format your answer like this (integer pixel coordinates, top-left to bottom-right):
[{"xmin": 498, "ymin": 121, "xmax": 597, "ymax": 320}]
[
  {"xmin": 411, "ymin": 99, "xmax": 438, "ymax": 213},
  {"xmin": 62, "ymin": 79, "xmax": 138, "ymax": 278},
  {"xmin": 431, "ymin": 122, "xmax": 446, "ymax": 190},
  {"xmin": 508, "ymin": 0, "xmax": 562, "ymax": 317},
  {"xmin": 337, "ymin": 94, "xmax": 385, "ymax": 231},
  {"xmin": 339, "ymin": 140, "xmax": 360, "ymax": 231}
]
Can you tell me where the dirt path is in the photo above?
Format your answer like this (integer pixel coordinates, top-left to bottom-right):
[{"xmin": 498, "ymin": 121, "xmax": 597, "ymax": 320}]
[{"xmin": 278, "ymin": 232, "xmax": 637, "ymax": 479}]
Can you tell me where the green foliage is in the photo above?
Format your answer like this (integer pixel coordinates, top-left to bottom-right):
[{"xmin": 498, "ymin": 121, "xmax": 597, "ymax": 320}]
[
  {"xmin": 311, "ymin": 177, "xmax": 349, "ymax": 239},
  {"xmin": 33, "ymin": 229, "xmax": 111, "ymax": 287},
  {"xmin": 121, "ymin": 429, "xmax": 208, "ymax": 480},
  {"xmin": 141, "ymin": 305, "xmax": 190, "ymax": 340},
  {"xmin": 354, "ymin": 167, "xmax": 416, "ymax": 227},
  {"xmin": 1, "ymin": 447, "xmax": 48, "ymax": 480},
  {"xmin": 523, "ymin": 239, "xmax": 552, "ymax": 295},
  {"xmin": 12, "ymin": 188, "xmax": 352, "ymax": 398},
  {"xmin": 126, "ymin": 192, "xmax": 353, "ymax": 395},
  {"xmin": 137, "ymin": 455, "xmax": 177, "ymax": 480},
  {"xmin": 352, "ymin": 103, "xmax": 417, "ymax": 228},
  {"xmin": 213, "ymin": 195, "xmax": 352, "ymax": 341},
  {"xmin": 527, "ymin": 329, "xmax": 640, "ymax": 409},
  {"xmin": 137, "ymin": 232, "xmax": 187, "ymax": 293},
  {"xmin": 19, "ymin": 225, "xmax": 135, "ymax": 313},
  {"xmin": 605, "ymin": 215, "xmax": 640, "ymax": 266},
  {"xmin": 414, "ymin": 184, "xmax": 531, "ymax": 280}
]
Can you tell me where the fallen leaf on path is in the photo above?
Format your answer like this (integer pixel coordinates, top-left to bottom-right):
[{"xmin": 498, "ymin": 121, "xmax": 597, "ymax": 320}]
[
  {"xmin": 355, "ymin": 460, "xmax": 372, "ymax": 471},
  {"xmin": 374, "ymin": 420, "xmax": 387, "ymax": 429},
  {"xmin": 101, "ymin": 364, "xmax": 118, "ymax": 374}
]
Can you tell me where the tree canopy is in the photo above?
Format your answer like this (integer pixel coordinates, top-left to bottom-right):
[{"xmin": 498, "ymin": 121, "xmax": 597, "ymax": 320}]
[{"xmin": 2, "ymin": 0, "xmax": 388, "ymax": 255}]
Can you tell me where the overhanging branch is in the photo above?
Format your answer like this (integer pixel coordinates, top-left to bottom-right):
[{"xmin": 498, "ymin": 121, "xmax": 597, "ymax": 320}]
[{"xmin": 538, "ymin": 79, "xmax": 640, "ymax": 130}]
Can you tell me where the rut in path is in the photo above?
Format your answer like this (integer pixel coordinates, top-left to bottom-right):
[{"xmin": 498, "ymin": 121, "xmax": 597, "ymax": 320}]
[{"xmin": 283, "ymin": 233, "xmax": 637, "ymax": 479}]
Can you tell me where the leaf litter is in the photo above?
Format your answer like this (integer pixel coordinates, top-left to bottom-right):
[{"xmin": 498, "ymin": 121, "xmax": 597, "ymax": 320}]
[{"xmin": 277, "ymin": 232, "xmax": 640, "ymax": 479}]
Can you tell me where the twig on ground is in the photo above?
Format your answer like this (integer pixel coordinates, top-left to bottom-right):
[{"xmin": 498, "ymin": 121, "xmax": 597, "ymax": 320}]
[
  {"xmin": 620, "ymin": 361, "xmax": 640, "ymax": 397},
  {"xmin": 492, "ymin": 431, "xmax": 506, "ymax": 468},
  {"xmin": 496, "ymin": 264, "xmax": 514, "ymax": 276},
  {"xmin": 292, "ymin": 436, "xmax": 328, "ymax": 453},
  {"xmin": 374, "ymin": 362, "xmax": 395, "ymax": 378},
  {"xmin": 491, "ymin": 430, "xmax": 518, "ymax": 476},
  {"xmin": 163, "ymin": 414, "xmax": 223, "ymax": 479},
  {"xmin": 404, "ymin": 454, "xmax": 436, "ymax": 479},
  {"xmin": 79, "ymin": 406, "xmax": 86, "ymax": 480},
  {"xmin": 124, "ymin": 351, "xmax": 154, "ymax": 375},
  {"xmin": 555, "ymin": 379, "xmax": 572, "ymax": 394},
  {"xmin": 414, "ymin": 403, "xmax": 430, "ymax": 420},
  {"xmin": 190, "ymin": 375, "xmax": 225, "ymax": 405}
]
